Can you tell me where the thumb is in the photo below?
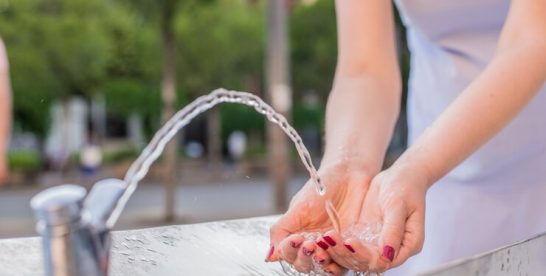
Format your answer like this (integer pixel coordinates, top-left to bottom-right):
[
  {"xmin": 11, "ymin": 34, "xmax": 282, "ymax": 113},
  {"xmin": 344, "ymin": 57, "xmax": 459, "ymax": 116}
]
[
  {"xmin": 266, "ymin": 212, "xmax": 301, "ymax": 262},
  {"xmin": 378, "ymin": 204, "xmax": 406, "ymax": 264}
]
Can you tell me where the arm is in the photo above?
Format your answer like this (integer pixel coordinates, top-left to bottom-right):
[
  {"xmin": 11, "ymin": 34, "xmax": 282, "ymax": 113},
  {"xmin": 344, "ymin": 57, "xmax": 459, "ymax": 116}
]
[
  {"xmin": 267, "ymin": 1, "xmax": 402, "ymax": 274},
  {"xmin": 362, "ymin": 0, "xmax": 546, "ymax": 271},
  {"xmin": 396, "ymin": 0, "xmax": 546, "ymax": 188},
  {"xmin": 0, "ymin": 39, "xmax": 11, "ymax": 184},
  {"xmin": 322, "ymin": 0, "xmax": 401, "ymax": 174}
]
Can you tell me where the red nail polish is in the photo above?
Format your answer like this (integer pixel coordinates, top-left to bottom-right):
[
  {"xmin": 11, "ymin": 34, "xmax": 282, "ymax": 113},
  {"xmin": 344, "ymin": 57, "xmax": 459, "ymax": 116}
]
[
  {"xmin": 316, "ymin": 240, "xmax": 329, "ymax": 250},
  {"xmin": 323, "ymin": 236, "xmax": 337, "ymax": 246},
  {"xmin": 303, "ymin": 247, "xmax": 314, "ymax": 256},
  {"xmin": 344, "ymin": 244, "xmax": 355, "ymax": 253},
  {"xmin": 290, "ymin": 241, "xmax": 301, "ymax": 248},
  {"xmin": 382, "ymin": 245, "xmax": 395, "ymax": 262},
  {"xmin": 265, "ymin": 245, "xmax": 274, "ymax": 261}
]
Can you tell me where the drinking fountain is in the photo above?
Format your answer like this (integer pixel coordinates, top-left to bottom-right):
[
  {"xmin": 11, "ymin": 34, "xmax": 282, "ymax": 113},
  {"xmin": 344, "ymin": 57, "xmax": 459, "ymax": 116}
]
[{"xmin": 29, "ymin": 88, "xmax": 328, "ymax": 276}]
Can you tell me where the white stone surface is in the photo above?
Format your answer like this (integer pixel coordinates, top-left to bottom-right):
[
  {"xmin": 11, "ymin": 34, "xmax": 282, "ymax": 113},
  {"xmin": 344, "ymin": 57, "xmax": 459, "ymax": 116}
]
[
  {"xmin": 419, "ymin": 232, "xmax": 546, "ymax": 276},
  {"xmin": 0, "ymin": 216, "xmax": 286, "ymax": 276},
  {"xmin": 1, "ymin": 216, "xmax": 545, "ymax": 276}
]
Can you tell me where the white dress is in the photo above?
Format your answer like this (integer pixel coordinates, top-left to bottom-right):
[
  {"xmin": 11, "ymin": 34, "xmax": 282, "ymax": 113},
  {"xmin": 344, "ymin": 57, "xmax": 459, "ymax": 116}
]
[{"xmin": 388, "ymin": 0, "xmax": 546, "ymax": 274}]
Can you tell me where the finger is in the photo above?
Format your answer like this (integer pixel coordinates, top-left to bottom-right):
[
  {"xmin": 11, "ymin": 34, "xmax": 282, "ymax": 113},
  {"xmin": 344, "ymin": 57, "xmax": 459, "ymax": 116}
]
[
  {"xmin": 292, "ymin": 240, "xmax": 317, "ymax": 272},
  {"xmin": 312, "ymin": 245, "xmax": 332, "ymax": 268},
  {"xmin": 268, "ymin": 213, "xmax": 301, "ymax": 261},
  {"xmin": 391, "ymin": 210, "xmax": 425, "ymax": 268},
  {"xmin": 378, "ymin": 204, "xmax": 407, "ymax": 266},
  {"xmin": 343, "ymin": 238, "xmax": 376, "ymax": 272},
  {"xmin": 321, "ymin": 230, "xmax": 362, "ymax": 271},
  {"xmin": 323, "ymin": 262, "xmax": 347, "ymax": 276},
  {"xmin": 279, "ymin": 234, "xmax": 305, "ymax": 263}
]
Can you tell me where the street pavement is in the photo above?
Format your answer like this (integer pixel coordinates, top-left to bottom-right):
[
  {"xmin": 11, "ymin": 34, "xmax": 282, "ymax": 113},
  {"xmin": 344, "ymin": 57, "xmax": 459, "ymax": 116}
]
[{"xmin": 0, "ymin": 176, "xmax": 307, "ymax": 239}]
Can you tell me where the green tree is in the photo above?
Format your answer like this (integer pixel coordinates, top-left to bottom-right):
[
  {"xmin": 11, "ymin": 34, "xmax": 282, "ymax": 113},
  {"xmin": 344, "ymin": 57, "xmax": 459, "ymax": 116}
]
[
  {"xmin": 0, "ymin": 0, "xmax": 131, "ymax": 136},
  {"xmin": 291, "ymin": 1, "xmax": 337, "ymax": 99}
]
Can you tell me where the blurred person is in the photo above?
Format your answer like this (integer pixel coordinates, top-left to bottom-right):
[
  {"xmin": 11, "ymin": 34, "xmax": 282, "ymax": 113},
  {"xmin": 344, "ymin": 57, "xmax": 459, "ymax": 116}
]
[
  {"xmin": 227, "ymin": 130, "xmax": 247, "ymax": 161},
  {"xmin": 80, "ymin": 144, "xmax": 103, "ymax": 177},
  {"xmin": 0, "ymin": 38, "xmax": 11, "ymax": 186},
  {"xmin": 267, "ymin": 0, "xmax": 546, "ymax": 275}
]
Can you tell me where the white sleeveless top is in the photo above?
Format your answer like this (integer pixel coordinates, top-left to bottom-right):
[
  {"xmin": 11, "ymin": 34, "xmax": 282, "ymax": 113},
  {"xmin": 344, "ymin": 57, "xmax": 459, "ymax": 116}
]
[{"xmin": 387, "ymin": 0, "xmax": 546, "ymax": 274}]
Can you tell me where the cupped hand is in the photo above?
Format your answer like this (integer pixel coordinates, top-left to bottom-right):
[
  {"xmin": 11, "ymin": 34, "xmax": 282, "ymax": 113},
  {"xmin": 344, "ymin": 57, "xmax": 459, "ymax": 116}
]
[
  {"xmin": 326, "ymin": 162, "xmax": 428, "ymax": 273},
  {"xmin": 267, "ymin": 160, "xmax": 375, "ymax": 275}
]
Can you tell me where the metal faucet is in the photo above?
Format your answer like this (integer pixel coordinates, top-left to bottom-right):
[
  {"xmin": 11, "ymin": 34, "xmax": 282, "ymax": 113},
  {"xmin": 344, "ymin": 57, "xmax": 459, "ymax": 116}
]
[{"xmin": 31, "ymin": 179, "xmax": 126, "ymax": 276}]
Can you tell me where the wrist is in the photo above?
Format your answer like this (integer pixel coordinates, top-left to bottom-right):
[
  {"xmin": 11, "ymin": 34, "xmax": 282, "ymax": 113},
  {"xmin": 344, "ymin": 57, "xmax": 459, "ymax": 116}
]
[
  {"xmin": 388, "ymin": 151, "xmax": 435, "ymax": 191},
  {"xmin": 320, "ymin": 152, "xmax": 381, "ymax": 177}
]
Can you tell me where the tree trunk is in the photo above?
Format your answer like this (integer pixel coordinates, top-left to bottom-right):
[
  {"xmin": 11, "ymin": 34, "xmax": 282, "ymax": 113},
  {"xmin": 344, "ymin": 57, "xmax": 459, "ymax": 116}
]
[
  {"xmin": 207, "ymin": 108, "xmax": 222, "ymax": 171},
  {"xmin": 266, "ymin": 0, "xmax": 292, "ymax": 212},
  {"xmin": 161, "ymin": 0, "xmax": 178, "ymax": 222}
]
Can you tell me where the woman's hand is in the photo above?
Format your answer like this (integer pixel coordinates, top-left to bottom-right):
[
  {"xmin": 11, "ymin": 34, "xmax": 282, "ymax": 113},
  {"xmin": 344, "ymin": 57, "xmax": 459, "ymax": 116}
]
[
  {"xmin": 267, "ymin": 160, "xmax": 375, "ymax": 275},
  {"xmin": 322, "ymin": 161, "xmax": 428, "ymax": 273}
]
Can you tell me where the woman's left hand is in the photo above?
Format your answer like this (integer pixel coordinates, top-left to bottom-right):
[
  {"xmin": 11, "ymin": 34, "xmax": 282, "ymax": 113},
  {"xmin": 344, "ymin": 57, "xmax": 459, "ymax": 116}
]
[{"xmin": 321, "ymin": 161, "xmax": 428, "ymax": 273}]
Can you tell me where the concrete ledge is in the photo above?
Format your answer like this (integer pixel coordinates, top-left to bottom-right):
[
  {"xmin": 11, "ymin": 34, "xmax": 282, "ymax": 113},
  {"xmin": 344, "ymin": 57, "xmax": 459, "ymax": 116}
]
[
  {"xmin": 0, "ymin": 216, "xmax": 286, "ymax": 276},
  {"xmin": 420, "ymin": 232, "xmax": 546, "ymax": 276},
  {"xmin": 0, "ymin": 216, "xmax": 544, "ymax": 275}
]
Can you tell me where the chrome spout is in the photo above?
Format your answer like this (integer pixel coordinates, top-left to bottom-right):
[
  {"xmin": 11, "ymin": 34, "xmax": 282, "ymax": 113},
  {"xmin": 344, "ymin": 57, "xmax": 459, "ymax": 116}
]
[{"xmin": 31, "ymin": 179, "xmax": 126, "ymax": 276}]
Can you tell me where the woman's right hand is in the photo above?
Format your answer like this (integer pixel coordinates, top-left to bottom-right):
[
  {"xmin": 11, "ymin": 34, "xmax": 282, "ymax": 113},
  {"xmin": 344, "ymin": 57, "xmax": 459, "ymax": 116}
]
[{"xmin": 267, "ymin": 160, "xmax": 375, "ymax": 275}]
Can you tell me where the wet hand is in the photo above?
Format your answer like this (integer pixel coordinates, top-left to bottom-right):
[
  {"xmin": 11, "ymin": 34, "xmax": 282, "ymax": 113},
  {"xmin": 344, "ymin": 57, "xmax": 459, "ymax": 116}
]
[
  {"xmin": 326, "ymin": 162, "xmax": 428, "ymax": 273},
  {"xmin": 267, "ymin": 160, "xmax": 374, "ymax": 275}
]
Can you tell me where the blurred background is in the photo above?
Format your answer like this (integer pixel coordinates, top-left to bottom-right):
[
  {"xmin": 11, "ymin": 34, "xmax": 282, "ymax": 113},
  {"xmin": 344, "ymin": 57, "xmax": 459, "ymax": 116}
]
[{"xmin": 0, "ymin": 0, "xmax": 409, "ymax": 238}]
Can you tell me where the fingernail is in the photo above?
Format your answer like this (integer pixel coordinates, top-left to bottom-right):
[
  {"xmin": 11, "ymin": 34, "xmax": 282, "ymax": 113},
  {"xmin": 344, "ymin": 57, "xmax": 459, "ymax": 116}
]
[
  {"xmin": 265, "ymin": 245, "xmax": 274, "ymax": 262},
  {"xmin": 382, "ymin": 245, "xmax": 395, "ymax": 262},
  {"xmin": 344, "ymin": 244, "xmax": 355, "ymax": 253},
  {"xmin": 303, "ymin": 247, "xmax": 314, "ymax": 256},
  {"xmin": 323, "ymin": 236, "xmax": 337, "ymax": 246},
  {"xmin": 316, "ymin": 240, "xmax": 329, "ymax": 250},
  {"xmin": 290, "ymin": 241, "xmax": 301, "ymax": 248}
]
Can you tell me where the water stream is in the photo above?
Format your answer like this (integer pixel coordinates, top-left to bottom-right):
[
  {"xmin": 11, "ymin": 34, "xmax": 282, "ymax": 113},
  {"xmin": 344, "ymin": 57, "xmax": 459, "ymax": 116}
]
[{"xmin": 105, "ymin": 88, "xmax": 379, "ymax": 275}]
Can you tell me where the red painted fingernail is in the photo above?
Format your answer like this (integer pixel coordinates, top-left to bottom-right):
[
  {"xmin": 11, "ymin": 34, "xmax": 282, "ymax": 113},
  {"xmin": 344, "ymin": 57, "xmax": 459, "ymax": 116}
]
[
  {"xmin": 265, "ymin": 245, "xmax": 274, "ymax": 261},
  {"xmin": 303, "ymin": 247, "xmax": 314, "ymax": 256},
  {"xmin": 323, "ymin": 236, "xmax": 337, "ymax": 246},
  {"xmin": 316, "ymin": 240, "xmax": 329, "ymax": 250},
  {"xmin": 344, "ymin": 244, "xmax": 355, "ymax": 253},
  {"xmin": 290, "ymin": 241, "xmax": 301, "ymax": 248},
  {"xmin": 382, "ymin": 245, "xmax": 395, "ymax": 262}
]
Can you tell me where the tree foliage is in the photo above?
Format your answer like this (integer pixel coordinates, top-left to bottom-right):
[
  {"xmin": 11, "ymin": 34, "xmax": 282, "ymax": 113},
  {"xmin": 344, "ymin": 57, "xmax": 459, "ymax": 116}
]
[
  {"xmin": 0, "ymin": 0, "xmax": 148, "ymax": 135},
  {"xmin": 0, "ymin": 0, "xmax": 342, "ymax": 140}
]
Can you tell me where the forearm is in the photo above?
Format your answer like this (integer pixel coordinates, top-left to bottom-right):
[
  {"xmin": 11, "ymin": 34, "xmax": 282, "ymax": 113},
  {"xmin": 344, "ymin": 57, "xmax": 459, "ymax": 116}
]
[
  {"xmin": 323, "ymin": 0, "xmax": 401, "ymax": 175},
  {"xmin": 395, "ymin": 41, "xmax": 546, "ymax": 188},
  {"xmin": 322, "ymin": 72, "xmax": 401, "ymax": 175}
]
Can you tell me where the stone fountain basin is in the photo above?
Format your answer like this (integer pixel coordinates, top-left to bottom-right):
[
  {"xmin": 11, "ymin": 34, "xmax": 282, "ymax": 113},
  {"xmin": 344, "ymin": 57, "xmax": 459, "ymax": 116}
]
[{"xmin": 0, "ymin": 215, "xmax": 545, "ymax": 275}]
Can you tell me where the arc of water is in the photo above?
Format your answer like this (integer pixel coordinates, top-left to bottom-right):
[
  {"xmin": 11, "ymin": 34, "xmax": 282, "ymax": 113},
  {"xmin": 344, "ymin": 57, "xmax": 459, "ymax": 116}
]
[{"xmin": 106, "ymin": 88, "xmax": 326, "ymax": 228}]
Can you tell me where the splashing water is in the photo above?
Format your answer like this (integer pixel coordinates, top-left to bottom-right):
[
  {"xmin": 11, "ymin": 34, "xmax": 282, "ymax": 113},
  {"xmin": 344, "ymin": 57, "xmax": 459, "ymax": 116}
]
[
  {"xmin": 105, "ymin": 88, "xmax": 331, "ymax": 227},
  {"xmin": 103, "ymin": 88, "xmax": 376, "ymax": 275}
]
